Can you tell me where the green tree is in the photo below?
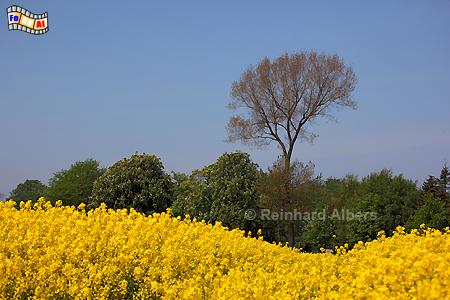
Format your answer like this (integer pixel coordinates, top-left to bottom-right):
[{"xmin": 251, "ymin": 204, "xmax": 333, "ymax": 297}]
[
  {"xmin": 207, "ymin": 152, "xmax": 261, "ymax": 230},
  {"xmin": 323, "ymin": 175, "xmax": 361, "ymax": 211},
  {"xmin": 45, "ymin": 159, "xmax": 105, "ymax": 206},
  {"xmin": 90, "ymin": 153, "xmax": 173, "ymax": 213},
  {"xmin": 171, "ymin": 172, "xmax": 189, "ymax": 190},
  {"xmin": 422, "ymin": 175, "xmax": 439, "ymax": 191},
  {"xmin": 314, "ymin": 175, "xmax": 362, "ymax": 245},
  {"xmin": 301, "ymin": 212, "xmax": 337, "ymax": 252},
  {"xmin": 347, "ymin": 169, "xmax": 419, "ymax": 244},
  {"xmin": 10, "ymin": 180, "xmax": 47, "ymax": 203},
  {"xmin": 346, "ymin": 193, "xmax": 386, "ymax": 244},
  {"xmin": 171, "ymin": 171, "xmax": 210, "ymax": 219},
  {"xmin": 422, "ymin": 175, "xmax": 441, "ymax": 200},
  {"xmin": 438, "ymin": 164, "xmax": 450, "ymax": 205},
  {"xmin": 419, "ymin": 165, "xmax": 450, "ymax": 212},
  {"xmin": 406, "ymin": 193, "xmax": 449, "ymax": 230},
  {"xmin": 172, "ymin": 152, "xmax": 261, "ymax": 231},
  {"xmin": 403, "ymin": 165, "xmax": 450, "ymax": 231},
  {"xmin": 440, "ymin": 164, "xmax": 450, "ymax": 193},
  {"xmin": 299, "ymin": 175, "xmax": 362, "ymax": 250},
  {"xmin": 421, "ymin": 164, "xmax": 450, "ymax": 202}
]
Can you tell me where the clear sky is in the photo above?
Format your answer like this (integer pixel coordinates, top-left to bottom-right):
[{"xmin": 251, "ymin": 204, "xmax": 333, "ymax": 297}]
[{"xmin": 1, "ymin": 0, "xmax": 449, "ymax": 197}]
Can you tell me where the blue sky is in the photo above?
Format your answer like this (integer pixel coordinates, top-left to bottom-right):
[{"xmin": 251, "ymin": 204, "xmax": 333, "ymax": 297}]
[{"xmin": 1, "ymin": 1, "xmax": 449, "ymax": 196}]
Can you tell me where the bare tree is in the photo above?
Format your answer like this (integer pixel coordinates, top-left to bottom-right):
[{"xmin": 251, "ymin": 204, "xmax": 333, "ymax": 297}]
[{"xmin": 227, "ymin": 51, "xmax": 357, "ymax": 245}]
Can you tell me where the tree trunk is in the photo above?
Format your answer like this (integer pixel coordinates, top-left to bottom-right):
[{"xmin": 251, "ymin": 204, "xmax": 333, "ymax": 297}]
[
  {"xmin": 287, "ymin": 221, "xmax": 295, "ymax": 247},
  {"xmin": 283, "ymin": 155, "xmax": 295, "ymax": 246}
]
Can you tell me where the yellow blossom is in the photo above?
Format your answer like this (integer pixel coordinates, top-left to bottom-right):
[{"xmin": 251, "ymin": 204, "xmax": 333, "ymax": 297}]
[{"xmin": 0, "ymin": 198, "xmax": 448, "ymax": 299}]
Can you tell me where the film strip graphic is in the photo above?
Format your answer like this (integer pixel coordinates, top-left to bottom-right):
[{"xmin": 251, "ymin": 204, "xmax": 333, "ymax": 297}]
[{"xmin": 7, "ymin": 5, "xmax": 48, "ymax": 35}]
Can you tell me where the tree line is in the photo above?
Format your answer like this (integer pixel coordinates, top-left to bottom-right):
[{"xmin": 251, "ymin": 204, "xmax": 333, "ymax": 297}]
[{"xmin": 7, "ymin": 153, "xmax": 450, "ymax": 251}]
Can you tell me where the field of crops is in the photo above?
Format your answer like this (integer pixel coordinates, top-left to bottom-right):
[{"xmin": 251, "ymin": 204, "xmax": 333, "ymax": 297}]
[{"xmin": 0, "ymin": 198, "xmax": 449, "ymax": 299}]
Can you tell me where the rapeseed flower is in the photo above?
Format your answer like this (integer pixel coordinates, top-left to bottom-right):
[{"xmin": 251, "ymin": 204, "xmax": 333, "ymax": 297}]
[{"xmin": 0, "ymin": 199, "xmax": 448, "ymax": 299}]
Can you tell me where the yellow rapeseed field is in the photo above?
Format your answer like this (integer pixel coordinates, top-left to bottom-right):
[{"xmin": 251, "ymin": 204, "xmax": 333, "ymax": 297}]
[{"xmin": 0, "ymin": 198, "xmax": 449, "ymax": 299}]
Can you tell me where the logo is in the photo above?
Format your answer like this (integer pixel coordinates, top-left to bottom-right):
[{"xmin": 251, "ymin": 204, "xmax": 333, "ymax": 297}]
[
  {"xmin": 7, "ymin": 5, "xmax": 48, "ymax": 35},
  {"xmin": 244, "ymin": 209, "xmax": 257, "ymax": 221}
]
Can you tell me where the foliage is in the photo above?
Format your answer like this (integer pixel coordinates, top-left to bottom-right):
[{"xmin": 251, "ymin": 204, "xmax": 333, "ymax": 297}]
[
  {"xmin": 408, "ymin": 164, "xmax": 450, "ymax": 231},
  {"xmin": 90, "ymin": 154, "xmax": 173, "ymax": 213},
  {"xmin": 45, "ymin": 159, "xmax": 105, "ymax": 206},
  {"xmin": 439, "ymin": 163, "xmax": 450, "ymax": 194},
  {"xmin": 299, "ymin": 176, "xmax": 363, "ymax": 250},
  {"xmin": 1, "ymin": 199, "xmax": 449, "ymax": 299},
  {"xmin": 297, "ymin": 170, "xmax": 423, "ymax": 248},
  {"xmin": 422, "ymin": 175, "xmax": 441, "ymax": 197},
  {"xmin": 258, "ymin": 159, "xmax": 315, "ymax": 211},
  {"xmin": 171, "ymin": 172, "xmax": 189, "ymax": 193},
  {"xmin": 346, "ymin": 169, "xmax": 419, "ymax": 244},
  {"xmin": 172, "ymin": 152, "xmax": 260, "ymax": 231},
  {"xmin": 9, "ymin": 180, "xmax": 47, "ymax": 203},
  {"xmin": 422, "ymin": 164, "xmax": 450, "ymax": 204},
  {"xmin": 300, "ymin": 211, "xmax": 337, "ymax": 252},
  {"xmin": 171, "ymin": 172, "xmax": 209, "ymax": 219},
  {"xmin": 257, "ymin": 159, "xmax": 317, "ymax": 245},
  {"xmin": 206, "ymin": 152, "xmax": 260, "ymax": 230},
  {"xmin": 407, "ymin": 193, "xmax": 449, "ymax": 230}
]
